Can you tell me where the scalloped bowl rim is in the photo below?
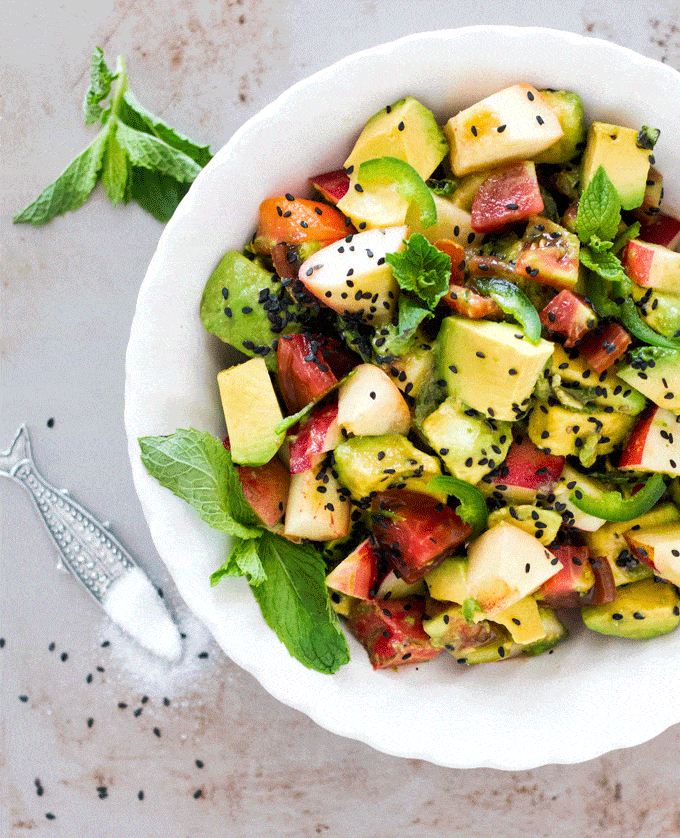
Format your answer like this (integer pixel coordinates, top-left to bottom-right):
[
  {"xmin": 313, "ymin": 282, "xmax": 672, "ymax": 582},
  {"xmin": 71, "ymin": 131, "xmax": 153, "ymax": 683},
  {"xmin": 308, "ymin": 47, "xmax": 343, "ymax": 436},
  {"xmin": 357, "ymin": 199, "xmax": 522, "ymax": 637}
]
[{"xmin": 125, "ymin": 26, "xmax": 680, "ymax": 770}]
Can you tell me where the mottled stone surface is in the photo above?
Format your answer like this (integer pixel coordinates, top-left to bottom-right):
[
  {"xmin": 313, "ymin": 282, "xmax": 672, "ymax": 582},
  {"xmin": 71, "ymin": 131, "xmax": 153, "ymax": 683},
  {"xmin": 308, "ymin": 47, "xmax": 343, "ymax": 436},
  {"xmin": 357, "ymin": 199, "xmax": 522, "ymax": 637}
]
[{"xmin": 2, "ymin": 1, "xmax": 680, "ymax": 835}]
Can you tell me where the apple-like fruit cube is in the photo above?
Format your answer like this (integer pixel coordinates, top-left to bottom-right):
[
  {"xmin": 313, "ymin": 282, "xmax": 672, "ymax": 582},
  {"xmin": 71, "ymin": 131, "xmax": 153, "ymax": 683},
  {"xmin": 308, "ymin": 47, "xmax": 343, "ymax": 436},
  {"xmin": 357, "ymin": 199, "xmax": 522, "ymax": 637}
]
[
  {"xmin": 466, "ymin": 522, "xmax": 562, "ymax": 615},
  {"xmin": 444, "ymin": 84, "xmax": 564, "ymax": 177},
  {"xmin": 310, "ymin": 169, "xmax": 350, "ymax": 205},
  {"xmin": 298, "ymin": 226, "xmax": 406, "ymax": 324},
  {"xmin": 639, "ymin": 213, "xmax": 680, "ymax": 250},
  {"xmin": 288, "ymin": 402, "xmax": 341, "ymax": 474},
  {"xmin": 325, "ymin": 538, "xmax": 379, "ymax": 599},
  {"xmin": 283, "ymin": 463, "xmax": 350, "ymax": 541},
  {"xmin": 619, "ymin": 405, "xmax": 680, "ymax": 476},
  {"xmin": 622, "ymin": 239, "xmax": 680, "ymax": 293},
  {"xmin": 337, "ymin": 363, "xmax": 411, "ymax": 437},
  {"xmin": 624, "ymin": 523, "xmax": 680, "ymax": 586}
]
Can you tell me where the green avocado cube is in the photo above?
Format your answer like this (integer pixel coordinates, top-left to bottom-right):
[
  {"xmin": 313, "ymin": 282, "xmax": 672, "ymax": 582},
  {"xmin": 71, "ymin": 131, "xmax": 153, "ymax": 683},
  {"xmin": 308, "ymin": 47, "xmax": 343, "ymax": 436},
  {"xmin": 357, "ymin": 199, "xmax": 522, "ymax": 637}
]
[
  {"xmin": 438, "ymin": 316, "xmax": 554, "ymax": 421},
  {"xmin": 582, "ymin": 578, "xmax": 680, "ymax": 640},
  {"xmin": 580, "ymin": 122, "xmax": 651, "ymax": 211}
]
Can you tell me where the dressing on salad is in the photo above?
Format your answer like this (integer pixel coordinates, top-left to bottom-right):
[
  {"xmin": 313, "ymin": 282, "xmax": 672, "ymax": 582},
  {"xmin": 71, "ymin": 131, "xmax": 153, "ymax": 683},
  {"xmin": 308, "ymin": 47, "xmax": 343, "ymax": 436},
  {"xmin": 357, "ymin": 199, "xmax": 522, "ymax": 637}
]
[{"xmin": 141, "ymin": 84, "xmax": 680, "ymax": 673}]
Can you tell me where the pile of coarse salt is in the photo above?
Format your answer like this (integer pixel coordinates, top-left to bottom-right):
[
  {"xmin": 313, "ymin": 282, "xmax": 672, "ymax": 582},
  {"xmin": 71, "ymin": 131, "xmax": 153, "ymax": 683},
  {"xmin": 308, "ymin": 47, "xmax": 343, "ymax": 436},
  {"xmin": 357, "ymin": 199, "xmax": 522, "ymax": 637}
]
[{"xmin": 101, "ymin": 572, "xmax": 221, "ymax": 700}]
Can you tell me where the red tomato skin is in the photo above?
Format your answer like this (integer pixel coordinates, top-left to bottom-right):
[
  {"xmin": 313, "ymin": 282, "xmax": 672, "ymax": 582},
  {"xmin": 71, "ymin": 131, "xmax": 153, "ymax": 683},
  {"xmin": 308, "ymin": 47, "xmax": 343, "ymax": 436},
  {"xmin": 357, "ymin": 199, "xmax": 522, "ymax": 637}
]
[
  {"xmin": 257, "ymin": 197, "xmax": 350, "ymax": 249},
  {"xmin": 471, "ymin": 162, "xmax": 544, "ymax": 234},
  {"xmin": 579, "ymin": 323, "xmax": 632, "ymax": 373},
  {"xmin": 538, "ymin": 544, "xmax": 590, "ymax": 608},
  {"xmin": 276, "ymin": 334, "xmax": 339, "ymax": 413},
  {"xmin": 347, "ymin": 597, "xmax": 442, "ymax": 669},
  {"xmin": 539, "ymin": 290, "xmax": 598, "ymax": 347},
  {"xmin": 370, "ymin": 491, "xmax": 471, "ymax": 584}
]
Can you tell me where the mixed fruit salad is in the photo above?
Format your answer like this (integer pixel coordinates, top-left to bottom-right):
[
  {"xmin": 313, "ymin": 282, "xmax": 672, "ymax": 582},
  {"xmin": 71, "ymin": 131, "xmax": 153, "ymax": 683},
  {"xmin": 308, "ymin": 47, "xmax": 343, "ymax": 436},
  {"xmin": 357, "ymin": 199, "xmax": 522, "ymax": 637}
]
[{"xmin": 141, "ymin": 84, "xmax": 680, "ymax": 674}]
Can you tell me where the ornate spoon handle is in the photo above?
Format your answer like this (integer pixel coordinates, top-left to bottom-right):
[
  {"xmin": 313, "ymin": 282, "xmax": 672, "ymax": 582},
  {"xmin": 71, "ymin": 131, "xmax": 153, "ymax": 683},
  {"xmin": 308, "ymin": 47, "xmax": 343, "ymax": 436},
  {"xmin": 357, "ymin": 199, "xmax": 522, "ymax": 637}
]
[{"xmin": 1, "ymin": 425, "xmax": 181, "ymax": 659}]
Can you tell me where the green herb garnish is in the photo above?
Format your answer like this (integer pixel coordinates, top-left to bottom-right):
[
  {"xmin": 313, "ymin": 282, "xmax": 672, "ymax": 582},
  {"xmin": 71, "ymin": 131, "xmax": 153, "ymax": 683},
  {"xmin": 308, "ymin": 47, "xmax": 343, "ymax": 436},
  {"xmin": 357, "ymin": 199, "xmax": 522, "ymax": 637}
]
[{"xmin": 14, "ymin": 48, "xmax": 211, "ymax": 226}]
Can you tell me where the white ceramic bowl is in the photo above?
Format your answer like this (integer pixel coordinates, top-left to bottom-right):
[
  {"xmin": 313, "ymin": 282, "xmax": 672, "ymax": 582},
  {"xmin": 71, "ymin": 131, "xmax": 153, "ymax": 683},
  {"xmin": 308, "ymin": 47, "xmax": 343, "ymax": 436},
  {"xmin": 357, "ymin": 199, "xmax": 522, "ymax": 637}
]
[{"xmin": 125, "ymin": 27, "xmax": 680, "ymax": 769}]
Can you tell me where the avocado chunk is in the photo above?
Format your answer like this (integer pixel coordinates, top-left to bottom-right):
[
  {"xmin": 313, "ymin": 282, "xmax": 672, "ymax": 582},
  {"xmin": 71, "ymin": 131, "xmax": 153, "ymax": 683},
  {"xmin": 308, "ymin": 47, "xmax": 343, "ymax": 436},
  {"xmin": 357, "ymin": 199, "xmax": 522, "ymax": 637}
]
[
  {"xmin": 533, "ymin": 90, "xmax": 585, "ymax": 164},
  {"xmin": 487, "ymin": 595, "xmax": 547, "ymax": 644},
  {"xmin": 217, "ymin": 358, "xmax": 285, "ymax": 466},
  {"xmin": 487, "ymin": 504, "xmax": 562, "ymax": 546},
  {"xmin": 582, "ymin": 578, "xmax": 680, "ymax": 640},
  {"xmin": 333, "ymin": 434, "xmax": 442, "ymax": 502},
  {"xmin": 424, "ymin": 555, "xmax": 469, "ymax": 603},
  {"xmin": 438, "ymin": 316, "xmax": 554, "ymax": 421},
  {"xmin": 406, "ymin": 192, "xmax": 483, "ymax": 248},
  {"xmin": 630, "ymin": 283, "xmax": 680, "ymax": 340},
  {"xmin": 548, "ymin": 344, "xmax": 647, "ymax": 415},
  {"xmin": 584, "ymin": 502, "xmax": 680, "ymax": 586},
  {"xmin": 422, "ymin": 603, "xmax": 501, "ymax": 652},
  {"xmin": 618, "ymin": 346, "xmax": 680, "ymax": 413},
  {"xmin": 374, "ymin": 328, "xmax": 437, "ymax": 399},
  {"xmin": 201, "ymin": 251, "xmax": 299, "ymax": 370},
  {"xmin": 338, "ymin": 97, "xmax": 448, "ymax": 228},
  {"xmin": 522, "ymin": 607, "xmax": 568, "ymax": 656},
  {"xmin": 580, "ymin": 122, "xmax": 651, "ymax": 211},
  {"xmin": 528, "ymin": 400, "xmax": 636, "ymax": 467},
  {"xmin": 419, "ymin": 397, "xmax": 512, "ymax": 484},
  {"xmin": 456, "ymin": 628, "xmax": 522, "ymax": 664}
]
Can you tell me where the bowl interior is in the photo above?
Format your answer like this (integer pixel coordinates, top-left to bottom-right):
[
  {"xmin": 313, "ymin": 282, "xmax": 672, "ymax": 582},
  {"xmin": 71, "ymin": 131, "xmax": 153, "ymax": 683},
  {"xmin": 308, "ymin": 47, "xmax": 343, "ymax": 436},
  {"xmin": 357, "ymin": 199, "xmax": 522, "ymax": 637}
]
[{"xmin": 125, "ymin": 27, "xmax": 680, "ymax": 769}]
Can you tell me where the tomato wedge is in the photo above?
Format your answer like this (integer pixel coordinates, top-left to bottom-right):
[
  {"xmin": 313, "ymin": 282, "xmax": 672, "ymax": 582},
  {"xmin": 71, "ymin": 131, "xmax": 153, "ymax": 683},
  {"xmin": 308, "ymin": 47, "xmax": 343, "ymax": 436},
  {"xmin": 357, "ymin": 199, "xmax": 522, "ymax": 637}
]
[
  {"xmin": 370, "ymin": 491, "xmax": 471, "ymax": 583},
  {"xmin": 257, "ymin": 196, "xmax": 350, "ymax": 249}
]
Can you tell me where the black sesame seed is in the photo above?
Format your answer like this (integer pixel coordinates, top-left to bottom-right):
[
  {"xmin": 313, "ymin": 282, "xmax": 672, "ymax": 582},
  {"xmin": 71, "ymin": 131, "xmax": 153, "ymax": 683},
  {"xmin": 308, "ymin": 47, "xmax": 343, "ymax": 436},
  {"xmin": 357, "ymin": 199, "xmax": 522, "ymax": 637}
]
[
  {"xmin": 536, "ymin": 115, "xmax": 544, "ymax": 125},
  {"xmin": 285, "ymin": 193, "xmax": 295, "ymax": 201},
  {"xmin": 354, "ymin": 183, "xmax": 364, "ymax": 193},
  {"xmin": 153, "ymin": 727, "xmax": 161, "ymax": 738},
  {"xmin": 471, "ymin": 125, "xmax": 478, "ymax": 137},
  {"xmin": 497, "ymin": 124, "xmax": 506, "ymax": 132},
  {"xmin": 398, "ymin": 121, "xmax": 405, "ymax": 131},
  {"xmin": 138, "ymin": 790, "xmax": 145, "ymax": 801},
  {"xmin": 193, "ymin": 789, "xmax": 203, "ymax": 799}
]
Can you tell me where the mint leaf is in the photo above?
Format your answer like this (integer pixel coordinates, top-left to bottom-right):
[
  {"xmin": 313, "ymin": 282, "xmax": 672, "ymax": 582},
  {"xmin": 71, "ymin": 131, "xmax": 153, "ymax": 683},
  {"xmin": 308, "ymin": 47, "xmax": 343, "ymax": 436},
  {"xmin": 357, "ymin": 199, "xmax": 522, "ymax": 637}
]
[
  {"xmin": 462, "ymin": 598, "xmax": 481, "ymax": 625},
  {"xmin": 588, "ymin": 235, "xmax": 613, "ymax": 253},
  {"xmin": 123, "ymin": 90, "xmax": 212, "ymax": 167},
  {"xmin": 116, "ymin": 121, "xmax": 202, "ymax": 183},
  {"xmin": 130, "ymin": 167, "xmax": 191, "ymax": 222},
  {"xmin": 13, "ymin": 127, "xmax": 109, "ymax": 226},
  {"xmin": 101, "ymin": 126, "xmax": 130, "ymax": 205},
  {"xmin": 386, "ymin": 233, "xmax": 451, "ymax": 310},
  {"xmin": 251, "ymin": 531, "xmax": 350, "ymax": 673},
  {"xmin": 579, "ymin": 248, "xmax": 624, "ymax": 282},
  {"xmin": 139, "ymin": 428, "xmax": 261, "ymax": 538},
  {"xmin": 210, "ymin": 535, "xmax": 266, "ymax": 587},
  {"xmin": 397, "ymin": 294, "xmax": 432, "ymax": 335},
  {"xmin": 576, "ymin": 166, "xmax": 621, "ymax": 244},
  {"xmin": 83, "ymin": 47, "xmax": 116, "ymax": 126}
]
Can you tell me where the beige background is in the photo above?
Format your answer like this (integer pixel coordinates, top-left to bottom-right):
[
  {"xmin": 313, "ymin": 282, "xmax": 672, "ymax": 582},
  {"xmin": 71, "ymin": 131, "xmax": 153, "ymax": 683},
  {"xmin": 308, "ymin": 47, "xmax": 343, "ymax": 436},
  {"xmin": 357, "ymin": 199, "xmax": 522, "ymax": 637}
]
[{"xmin": 3, "ymin": 1, "xmax": 680, "ymax": 836}]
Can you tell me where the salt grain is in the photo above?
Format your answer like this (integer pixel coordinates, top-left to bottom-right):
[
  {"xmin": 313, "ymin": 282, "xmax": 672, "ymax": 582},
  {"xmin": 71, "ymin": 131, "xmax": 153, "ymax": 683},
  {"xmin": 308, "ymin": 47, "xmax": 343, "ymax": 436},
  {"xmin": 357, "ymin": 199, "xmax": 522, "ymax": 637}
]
[{"xmin": 102, "ymin": 568, "xmax": 182, "ymax": 662}]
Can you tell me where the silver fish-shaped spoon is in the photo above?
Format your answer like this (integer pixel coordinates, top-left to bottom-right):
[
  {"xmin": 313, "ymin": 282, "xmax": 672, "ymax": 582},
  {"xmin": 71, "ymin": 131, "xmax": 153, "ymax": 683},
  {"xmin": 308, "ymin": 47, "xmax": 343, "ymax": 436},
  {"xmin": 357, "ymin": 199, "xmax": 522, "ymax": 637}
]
[{"xmin": 1, "ymin": 425, "xmax": 182, "ymax": 661}]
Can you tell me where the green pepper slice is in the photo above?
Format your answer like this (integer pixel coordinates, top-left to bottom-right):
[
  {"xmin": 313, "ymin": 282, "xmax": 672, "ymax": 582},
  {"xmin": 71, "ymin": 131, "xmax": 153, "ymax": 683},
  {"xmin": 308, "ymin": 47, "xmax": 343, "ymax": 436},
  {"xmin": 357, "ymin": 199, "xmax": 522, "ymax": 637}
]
[
  {"xmin": 472, "ymin": 277, "xmax": 542, "ymax": 344},
  {"xmin": 427, "ymin": 475, "xmax": 488, "ymax": 538},
  {"xmin": 569, "ymin": 473, "xmax": 667, "ymax": 522},
  {"xmin": 584, "ymin": 274, "xmax": 621, "ymax": 319},
  {"xmin": 620, "ymin": 298, "xmax": 680, "ymax": 350},
  {"xmin": 358, "ymin": 157, "xmax": 437, "ymax": 228}
]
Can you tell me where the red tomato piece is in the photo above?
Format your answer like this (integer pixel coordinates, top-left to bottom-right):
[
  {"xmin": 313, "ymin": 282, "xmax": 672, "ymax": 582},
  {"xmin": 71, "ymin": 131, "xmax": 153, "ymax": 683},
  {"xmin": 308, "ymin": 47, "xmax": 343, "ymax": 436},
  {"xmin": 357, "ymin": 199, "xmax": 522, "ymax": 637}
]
[
  {"xmin": 639, "ymin": 213, "xmax": 680, "ymax": 250},
  {"xmin": 222, "ymin": 437, "xmax": 290, "ymax": 527},
  {"xmin": 471, "ymin": 162, "xmax": 544, "ymax": 234},
  {"xmin": 538, "ymin": 544, "xmax": 591, "ymax": 608},
  {"xmin": 276, "ymin": 334, "xmax": 339, "ymax": 414},
  {"xmin": 370, "ymin": 491, "xmax": 471, "ymax": 584},
  {"xmin": 288, "ymin": 402, "xmax": 340, "ymax": 474},
  {"xmin": 579, "ymin": 323, "xmax": 632, "ymax": 373},
  {"xmin": 539, "ymin": 290, "xmax": 598, "ymax": 347},
  {"xmin": 346, "ymin": 597, "xmax": 442, "ymax": 669}
]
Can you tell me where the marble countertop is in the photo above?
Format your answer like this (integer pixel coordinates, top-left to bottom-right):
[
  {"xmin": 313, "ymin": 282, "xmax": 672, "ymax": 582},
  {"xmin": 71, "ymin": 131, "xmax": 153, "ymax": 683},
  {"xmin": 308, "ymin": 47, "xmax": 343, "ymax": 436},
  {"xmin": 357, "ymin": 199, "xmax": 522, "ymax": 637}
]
[{"xmin": 3, "ymin": 2, "xmax": 680, "ymax": 836}]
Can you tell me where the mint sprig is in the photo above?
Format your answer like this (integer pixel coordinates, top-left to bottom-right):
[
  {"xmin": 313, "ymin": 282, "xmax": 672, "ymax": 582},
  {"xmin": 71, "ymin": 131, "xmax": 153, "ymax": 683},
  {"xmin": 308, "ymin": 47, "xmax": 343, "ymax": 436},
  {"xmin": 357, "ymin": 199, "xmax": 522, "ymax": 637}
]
[
  {"xmin": 139, "ymin": 428, "xmax": 349, "ymax": 674},
  {"xmin": 14, "ymin": 48, "xmax": 211, "ymax": 226},
  {"xmin": 386, "ymin": 233, "xmax": 451, "ymax": 335},
  {"xmin": 576, "ymin": 166, "xmax": 621, "ymax": 245}
]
